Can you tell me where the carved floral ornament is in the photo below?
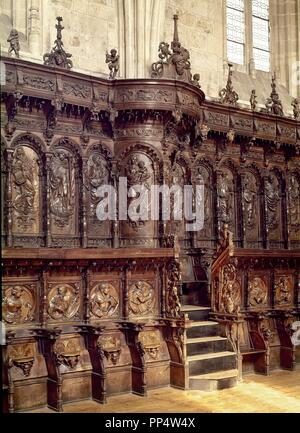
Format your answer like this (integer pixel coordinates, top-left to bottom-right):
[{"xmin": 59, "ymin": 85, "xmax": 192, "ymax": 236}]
[{"xmin": 43, "ymin": 17, "xmax": 73, "ymax": 70}]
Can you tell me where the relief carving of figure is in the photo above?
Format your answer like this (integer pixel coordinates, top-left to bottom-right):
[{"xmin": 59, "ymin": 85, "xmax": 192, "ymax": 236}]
[
  {"xmin": 221, "ymin": 264, "xmax": 240, "ymax": 315},
  {"xmin": 287, "ymin": 175, "xmax": 300, "ymax": 233},
  {"xmin": 48, "ymin": 284, "xmax": 79, "ymax": 320},
  {"xmin": 105, "ymin": 49, "xmax": 119, "ymax": 79},
  {"xmin": 275, "ymin": 277, "xmax": 292, "ymax": 306},
  {"xmin": 248, "ymin": 277, "xmax": 268, "ymax": 307},
  {"xmin": 12, "ymin": 147, "xmax": 38, "ymax": 229},
  {"xmin": 217, "ymin": 171, "xmax": 232, "ymax": 224},
  {"xmin": 90, "ymin": 283, "xmax": 119, "ymax": 318},
  {"xmin": 86, "ymin": 154, "xmax": 107, "ymax": 216},
  {"xmin": 243, "ymin": 173, "xmax": 257, "ymax": 229},
  {"xmin": 3, "ymin": 286, "xmax": 34, "ymax": 324},
  {"xmin": 7, "ymin": 29, "xmax": 20, "ymax": 57},
  {"xmin": 129, "ymin": 281, "xmax": 155, "ymax": 316},
  {"xmin": 265, "ymin": 175, "xmax": 280, "ymax": 230},
  {"xmin": 49, "ymin": 150, "xmax": 75, "ymax": 227},
  {"xmin": 125, "ymin": 155, "xmax": 152, "ymax": 229}
]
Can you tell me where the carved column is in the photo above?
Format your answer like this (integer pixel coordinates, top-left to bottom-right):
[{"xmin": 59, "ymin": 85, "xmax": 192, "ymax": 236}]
[
  {"xmin": 28, "ymin": 0, "xmax": 41, "ymax": 57},
  {"xmin": 44, "ymin": 153, "xmax": 52, "ymax": 247},
  {"xmin": 5, "ymin": 149, "xmax": 14, "ymax": 247}
]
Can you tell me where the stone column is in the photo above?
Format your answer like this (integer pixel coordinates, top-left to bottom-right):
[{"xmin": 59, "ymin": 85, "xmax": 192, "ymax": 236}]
[{"xmin": 28, "ymin": 0, "xmax": 41, "ymax": 57}]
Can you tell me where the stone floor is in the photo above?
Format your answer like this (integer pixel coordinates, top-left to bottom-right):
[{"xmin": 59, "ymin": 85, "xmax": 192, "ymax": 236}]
[{"xmin": 30, "ymin": 367, "xmax": 300, "ymax": 413}]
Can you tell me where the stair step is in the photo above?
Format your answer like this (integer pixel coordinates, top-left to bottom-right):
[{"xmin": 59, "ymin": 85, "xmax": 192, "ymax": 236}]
[
  {"xmin": 187, "ymin": 351, "xmax": 235, "ymax": 362},
  {"xmin": 189, "ymin": 369, "xmax": 239, "ymax": 391},
  {"xmin": 188, "ymin": 321, "xmax": 219, "ymax": 327},
  {"xmin": 189, "ymin": 369, "xmax": 238, "ymax": 380},
  {"xmin": 181, "ymin": 305, "xmax": 210, "ymax": 311},
  {"xmin": 187, "ymin": 336, "xmax": 227, "ymax": 344}
]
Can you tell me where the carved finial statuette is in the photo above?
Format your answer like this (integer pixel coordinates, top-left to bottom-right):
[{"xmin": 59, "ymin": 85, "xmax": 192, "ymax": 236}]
[
  {"xmin": 43, "ymin": 17, "xmax": 73, "ymax": 69},
  {"xmin": 292, "ymin": 98, "xmax": 300, "ymax": 119},
  {"xmin": 105, "ymin": 48, "xmax": 119, "ymax": 79},
  {"xmin": 219, "ymin": 63, "xmax": 239, "ymax": 106},
  {"xmin": 265, "ymin": 73, "xmax": 284, "ymax": 116},
  {"xmin": 250, "ymin": 89, "xmax": 257, "ymax": 111},
  {"xmin": 7, "ymin": 29, "xmax": 20, "ymax": 58},
  {"xmin": 192, "ymin": 73, "xmax": 201, "ymax": 88}
]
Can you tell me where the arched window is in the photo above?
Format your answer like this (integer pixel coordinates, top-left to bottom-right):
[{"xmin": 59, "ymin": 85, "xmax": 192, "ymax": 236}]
[
  {"xmin": 226, "ymin": 0, "xmax": 270, "ymax": 72},
  {"xmin": 252, "ymin": 0, "xmax": 270, "ymax": 72}
]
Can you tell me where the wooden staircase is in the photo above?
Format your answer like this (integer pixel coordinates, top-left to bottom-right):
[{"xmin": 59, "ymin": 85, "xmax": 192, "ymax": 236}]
[{"xmin": 181, "ymin": 305, "xmax": 239, "ymax": 391}]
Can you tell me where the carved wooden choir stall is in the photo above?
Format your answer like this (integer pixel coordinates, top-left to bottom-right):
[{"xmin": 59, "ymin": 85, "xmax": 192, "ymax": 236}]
[{"xmin": 1, "ymin": 16, "xmax": 300, "ymax": 412}]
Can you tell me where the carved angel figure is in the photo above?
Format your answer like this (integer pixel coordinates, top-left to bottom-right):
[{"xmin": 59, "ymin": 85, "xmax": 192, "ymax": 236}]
[
  {"xmin": 7, "ymin": 29, "xmax": 20, "ymax": 57},
  {"xmin": 105, "ymin": 49, "xmax": 119, "ymax": 79},
  {"xmin": 250, "ymin": 89, "xmax": 257, "ymax": 111},
  {"xmin": 12, "ymin": 147, "xmax": 36, "ymax": 216}
]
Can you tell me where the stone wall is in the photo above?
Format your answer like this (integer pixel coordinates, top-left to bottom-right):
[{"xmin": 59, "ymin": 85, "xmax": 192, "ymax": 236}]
[{"xmin": 0, "ymin": 0, "xmax": 299, "ymax": 102}]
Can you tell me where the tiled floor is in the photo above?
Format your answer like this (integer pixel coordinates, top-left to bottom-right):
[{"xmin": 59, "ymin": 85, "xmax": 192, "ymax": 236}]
[{"xmin": 29, "ymin": 367, "xmax": 300, "ymax": 413}]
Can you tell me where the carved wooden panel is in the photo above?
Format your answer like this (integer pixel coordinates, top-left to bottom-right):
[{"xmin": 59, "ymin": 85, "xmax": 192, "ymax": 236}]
[
  {"xmin": 7, "ymin": 342, "xmax": 36, "ymax": 378},
  {"xmin": 90, "ymin": 282, "xmax": 119, "ymax": 320},
  {"xmin": 194, "ymin": 163, "xmax": 213, "ymax": 239},
  {"xmin": 2, "ymin": 281, "xmax": 37, "ymax": 325},
  {"xmin": 170, "ymin": 162, "xmax": 186, "ymax": 240},
  {"xmin": 217, "ymin": 167, "xmax": 236, "ymax": 237},
  {"xmin": 242, "ymin": 171, "xmax": 260, "ymax": 245},
  {"xmin": 49, "ymin": 148, "xmax": 77, "ymax": 236},
  {"xmin": 128, "ymin": 279, "xmax": 157, "ymax": 319},
  {"xmin": 85, "ymin": 147, "xmax": 111, "ymax": 244},
  {"xmin": 47, "ymin": 278, "xmax": 81, "ymax": 323},
  {"xmin": 287, "ymin": 173, "xmax": 300, "ymax": 242},
  {"xmin": 11, "ymin": 146, "xmax": 40, "ymax": 234},
  {"xmin": 274, "ymin": 273, "xmax": 294, "ymax": 307},
  {"xmin": 264, "ymin": 173, "xmax": 282, "ymax": 244},
  {"xmin": 216, "ymin": 263, "xmax": 241, "ymax": 314},
  {"xmin": 247, "ymin": 272, "xmax": 269, "ymax": 310},
  {"xmin": 120, "ymin": 151, "xmax": 156, "ymax": 247},
  {"xmin": 139, "ymin": 329, "xmax": 161, "ymax": 361}
]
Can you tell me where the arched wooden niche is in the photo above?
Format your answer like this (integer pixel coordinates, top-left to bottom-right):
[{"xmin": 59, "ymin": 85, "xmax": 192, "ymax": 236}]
[
  {"xmin": 216, "ymin": 164, "xmax": 237, "ymax": 239},
  {"xmin": 169, "ymin": 160, "xmax": 187, "ymax": 243},
  {"xmin": 194, "ymin": 161, "xmax": 214, "ymax": 242},
  {"xmin": 264, "ymin": 170, "xmax": 283, "ymax": 247},
  {"xmin": 49, "ymin": 139, "xmax": 80, "ymax": 241},
  {"xmin": 85, "ymin": 144, "xmax": 112, "ymax": 247},
  {"xmin": 287, "ymin": 172, "xmax": 300, "ymax": 246},
  {"xmin": 118, "ymin": 146, "xmax": 157, "ymax": 247}
]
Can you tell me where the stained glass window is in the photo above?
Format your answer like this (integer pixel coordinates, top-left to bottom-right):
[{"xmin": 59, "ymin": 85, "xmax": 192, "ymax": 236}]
[
  {"xmin": 226, "ymin": 0, "xmax": 245, "ymax": 65},
  {"xmin": 252, "ymin": 0, "xmax": 270, "ymax": 71}
]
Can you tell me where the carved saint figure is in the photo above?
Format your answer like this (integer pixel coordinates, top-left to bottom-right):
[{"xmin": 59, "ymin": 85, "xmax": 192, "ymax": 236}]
[
  {"xmin": 48, "ymin": 285, "xmax": 79, "ymax": 320},
  {"xmin": 3, "ymin": 286, "xmax": 34, "ymax": 324},
  {"xmin": 171, "ymin": 40, "xmax": 191, "ymax": 76},
  {"xmin": 12, "ymin": 147, "xmax": 37, "ymax": 224},
  {"xmin": 265, "ymin": 174, "xmax": 280, "ymax": 230},
  {"xmin": 287, "ymin": 175, "xmax": 300, "ymax": 232},
  {"xmin": 49, "ymin": 150, "xmax": 74, "ymax": 226},
  {"xmin": 275, "ymin": 277, "xmax": 292, "ymax": 305},
  {"xmin": 90, "ymin": 283, "xmax": 118, "ymax": 318},
  {"xmin": 248, "ymin": 277, "xmax": 268, "ymax": 307},
  {"xmin": 243, "ymin": 173, "xmax": 257, "ymax": 229},
  {"xmin": 7, "ymin": 29, "xmax": 20, "ymax": 57},
  {"xmin": 86, "ymin": 153, "xmax": 107, "ymax": 214},
  {"xmin": 217, "ymin": 171, "xmax": 232, "ymax": 224},
  {"xmin": 105, "ymin": 49, "xmax": 119, "ymax": 79},
  {"xmin": 129, "ymin": 281, "xmax": 155, "ymax": 316}
]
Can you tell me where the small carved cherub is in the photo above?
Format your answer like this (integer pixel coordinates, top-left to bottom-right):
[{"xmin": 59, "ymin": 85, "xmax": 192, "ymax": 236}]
[
  {"xmin": 7, "ymin": 29, "xmax": 20, "ymax": 58},
  {"xmin": 192, "ymin": 73, "xmax": 201, "ymax": 88},
  {"xmin": 292, "ymin": 98, "xmax": 300, "ymax": 119},
  {"xmin": 250, "ymin": 89, "xmax": 257, "ymax": 111},
  {"xmin": 105, "ymin": 48, "xmax": 119, "ymax": 79}
]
